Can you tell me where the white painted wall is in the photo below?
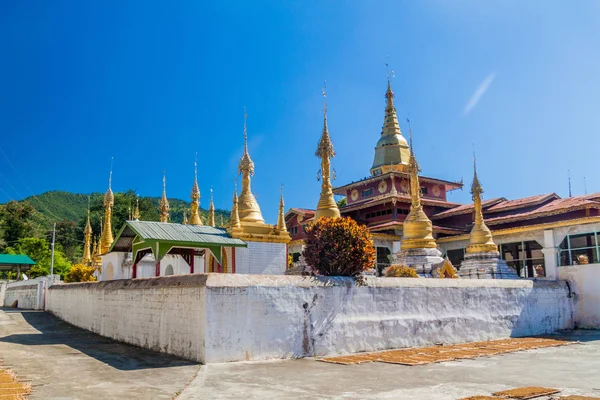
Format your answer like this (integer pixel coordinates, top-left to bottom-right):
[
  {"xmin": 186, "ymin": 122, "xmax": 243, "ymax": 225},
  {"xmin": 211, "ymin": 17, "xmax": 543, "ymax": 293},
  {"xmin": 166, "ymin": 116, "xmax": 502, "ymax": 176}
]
[
  {"xmin": 0, "ymin": 281, "xmax": 7, "ymax": 306},
  {"xmin": 559, "ymin": 263, "xmax": 600, "ymax": 328},
  {"xmin": 46, "ymin": 274, "xmax": 573, "ymax": 364},
  {"xmin": 3, "ymin": 276, "xmax": 59, "ymax": 310},
  {"xmin": 46, "ymin": 276, "xmax": 207, "ymax": 362},
  {"xmin": 235, "ymin": 242, "xmax": 287, "ymax": 275}
]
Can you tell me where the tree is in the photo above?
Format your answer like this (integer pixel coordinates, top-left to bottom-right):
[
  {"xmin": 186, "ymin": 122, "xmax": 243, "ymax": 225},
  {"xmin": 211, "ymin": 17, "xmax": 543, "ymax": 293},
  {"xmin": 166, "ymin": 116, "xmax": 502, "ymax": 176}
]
[
  {"xmin": 51, "ymin": 220, "xmax": 80, "ymax": 263},
  {"xmin": 0, "ymin": 201, "xmax": 36, "ymax": 246},
  {"xmin": 64, "ymin": 264, "xmax": 97, "ymax": 283},
  {"xmin": 384, "ymin": 265, "xmax": 418, "ymax": 278},
  {"xmin": 302, "ymin": 217, "xmax": 375, "ymax": 277},
  {"xmin": 336, "ymin": 197, "xmax": 347, "ymax": 208},
  {"xmin": 3, "ymin": 237, "xmax": 72, "ymax": 279}
]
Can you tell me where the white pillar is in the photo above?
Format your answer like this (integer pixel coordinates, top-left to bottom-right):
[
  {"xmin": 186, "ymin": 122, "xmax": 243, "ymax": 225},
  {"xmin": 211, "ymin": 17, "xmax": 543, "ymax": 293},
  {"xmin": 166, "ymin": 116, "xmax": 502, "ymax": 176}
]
[{"xmin": 542, "ymin": 229, "xmax": 559, "ymax": 280}]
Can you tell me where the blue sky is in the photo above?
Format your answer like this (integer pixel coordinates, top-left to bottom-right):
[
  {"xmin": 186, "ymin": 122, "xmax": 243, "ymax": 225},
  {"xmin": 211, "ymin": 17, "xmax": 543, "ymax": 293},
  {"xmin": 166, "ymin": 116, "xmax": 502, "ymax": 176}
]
[{"xmin": 1, "ymin": 1, "xmax": 599, "ymax": 223}]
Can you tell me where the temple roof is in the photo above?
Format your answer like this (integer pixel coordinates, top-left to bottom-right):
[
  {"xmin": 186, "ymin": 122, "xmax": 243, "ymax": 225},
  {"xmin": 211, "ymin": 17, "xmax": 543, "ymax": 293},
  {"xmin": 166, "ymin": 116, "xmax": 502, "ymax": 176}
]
[
  {"xmin": 340, "ymin": 192, "xmax": 459, "ymax": 213},
  {"xmin": 485, "ymin": 193, "xmax": 559, "ymax": 213},
  {"xmin": 431, "ymin": 198, "xmax": 506, "ymax": 220},
  {"xmin": 333, "ymin": 171, "xmax": 462, "ymax": 194}
]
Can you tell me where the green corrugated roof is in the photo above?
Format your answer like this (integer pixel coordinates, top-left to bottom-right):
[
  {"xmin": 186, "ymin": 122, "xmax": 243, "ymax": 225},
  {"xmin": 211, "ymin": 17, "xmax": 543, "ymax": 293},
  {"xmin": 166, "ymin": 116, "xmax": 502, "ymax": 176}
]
[
  {"xmin": 125, "ymin": 221, "xmax": 246, "ymax": 247},
  {"xmin": 0, "ymin": 254, "xmax": 36, "ymax": 265}
]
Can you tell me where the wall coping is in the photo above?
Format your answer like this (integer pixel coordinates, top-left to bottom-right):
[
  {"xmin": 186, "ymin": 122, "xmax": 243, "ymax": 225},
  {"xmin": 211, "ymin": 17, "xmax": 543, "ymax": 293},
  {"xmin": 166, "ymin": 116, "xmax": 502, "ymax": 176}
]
[{"xmin": 47, "ymin": 273, "xmax": 569, "ymax": 291}]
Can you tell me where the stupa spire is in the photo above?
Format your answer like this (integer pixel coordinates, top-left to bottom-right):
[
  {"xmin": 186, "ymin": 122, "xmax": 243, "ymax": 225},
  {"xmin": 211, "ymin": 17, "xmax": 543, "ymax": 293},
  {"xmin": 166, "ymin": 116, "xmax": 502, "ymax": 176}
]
[
  {"xmin": 400, "ymin": 121, "xmax": 437, "ymax": 249},
  {"xmin": 189, "ymin": 154, "xmax": 203, "ymax": 225},
  {"xmin": 237, "ymin": 108, "xmax": 265, "ymax": 223},
  {"xmin": 466, "ymin": 154, "xmax": 497, "ymax": 253},
  {"xmin": 370, "ymin": 65, "xmax": 411, "ymax": 176},
  {"xmin": 314, "ymin": 81, "xmax": 340, "ymax": 220},
  {"xmin": 132, "ymin": 196, "xmax": 141, "ymax": 221},
  {"xmin": 159, "ymin": 173, "xmax": 170, "ymax": 223},
  {"xmin": 208, "ymin": 188, "xmax": 216, "ymax": 227},
  {"xmin": 276, "ymin": 184, "xmax": 287, "ymax": 232},
  {"xmin": 229, "ymin": 184, "xmax": 241, "ymax": 230},
  {"xmin": 82, "ymin": 196, "xmax": 93, "ymax": 264},
  {"xmin": 183, "ymin": 210, "xmax": 188, "ymax": 225},
  {"xmin": 100, "ymin": 159, "xmax": 114, "ymax": 254}
]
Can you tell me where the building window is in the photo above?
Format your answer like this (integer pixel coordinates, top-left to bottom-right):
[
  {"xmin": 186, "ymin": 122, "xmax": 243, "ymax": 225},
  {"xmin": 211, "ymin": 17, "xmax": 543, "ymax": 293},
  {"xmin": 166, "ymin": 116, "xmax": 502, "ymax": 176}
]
[
  {"xmin": 420, "ymin": 186, "xmax": 428, "ymax": 196},
  {"xmin": 376, "ymin": 246, "xmax": 391, "ymax": 276},
  {"xmin": 290, "ymin": 226, "xmax": 298, "ymax": 235},
  {"xmin": 365, "ymin": 209, "xmax": 392, "ymax": 219},
  {"xmin": 362, "ymin": 188, "xmax": 374, "ymax": 198},
  {"xmin": 397, "ymin": 208, "xmax": 409, "ymax": 215},
  {"xmin": 499, "ymin": 241, "xmax": 544, "ymax": 278},
  {"xmin": 165, "ymin": 264, "xmax": 174, "ymax": 276},
  {"xmin": 558, "ymin": 232, "xmax": 599, "ymax": 266},
  {"xmin": 446, "ymin": 249, "xmax": 465, "ymax": 268}
]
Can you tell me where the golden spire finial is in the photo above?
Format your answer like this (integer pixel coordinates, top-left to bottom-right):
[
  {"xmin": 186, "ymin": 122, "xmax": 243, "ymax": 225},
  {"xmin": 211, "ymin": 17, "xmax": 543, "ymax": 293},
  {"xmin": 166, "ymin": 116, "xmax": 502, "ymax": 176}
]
[
  {"xmin": 100, "ymin": 160, "xmax": 114, "ymax": 254},
  {"xmin": 229, "ymin": 183, "xmax": 241, "ymax": 230},
  {"xmin": 81, "ymin": 196, "xmax": 93, "ymax": 264},
  {"xmin": 207, "ymin": 187, "xmax": 216, "ymax": 227},
  {"xmin": 132, "ymin": 196, "xmax": 141, "ymax": 221},
  {"xmin": 237, "ymin": 108, "xmax": 265, "ymax": 223},
  {"xmin": 276, "ymin": 184, "xmax": 287, "ymax": 232},
  {"xmin": 400, "ymin": 120, "xmax": 437, "ymax": 249},
  {"xmin": 159, "ymin": 172, "xmax": 170, "ymax": 223},
  {"xmin": 189, "ymin": 154, "xmax": 203, "ymax": 226},
  {"xmin": 315, "ymin": 81, "xmax": 340, "ymax": 220},
  {"xmin": 183, "ymin": 210, "xmax": 188, "ymax": 225},
  {"xmin": 466, "ymin": 152, "xmax": 497, "ymax": 253}
]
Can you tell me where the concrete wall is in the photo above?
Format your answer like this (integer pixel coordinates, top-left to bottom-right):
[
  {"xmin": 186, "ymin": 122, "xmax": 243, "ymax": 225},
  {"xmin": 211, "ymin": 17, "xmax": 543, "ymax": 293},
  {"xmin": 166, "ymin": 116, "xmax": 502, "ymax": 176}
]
[
  {"xmin": 235, "ymin": 242, "xmax": 287, "ymax": 275},
  {"xmin": 46, "ymin": 274, "xmax": 573, "ymax": 364},
  {"xmin": 2, "ymin": 277, "xmax": 54, "ymax": 310},
  {"xmin": 46, "ymin": 276, "xmax": 207, "ymax": 362},
  {"xmin": 0, "ymin": 281, "xmax": 7, "ymax": 306},
  {"xmin": 559, "ymin": 264, "xmax": 600, "ymax": 329}
]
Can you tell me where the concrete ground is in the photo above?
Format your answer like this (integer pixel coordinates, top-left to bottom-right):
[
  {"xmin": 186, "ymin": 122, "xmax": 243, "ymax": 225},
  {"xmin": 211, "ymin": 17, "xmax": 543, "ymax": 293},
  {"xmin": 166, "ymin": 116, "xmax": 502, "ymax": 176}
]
[
  {"xmin": 0, "ymin": 308, "xmax": 200, "ymax": 399},
  {"xmin": 1, "ymin": 309, "xmax": 599, "ymax": 400}
]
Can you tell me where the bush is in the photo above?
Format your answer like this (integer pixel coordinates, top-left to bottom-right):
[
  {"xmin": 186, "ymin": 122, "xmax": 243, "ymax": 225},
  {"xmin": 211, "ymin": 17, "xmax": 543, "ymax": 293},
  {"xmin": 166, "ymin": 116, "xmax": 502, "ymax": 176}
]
[
  {"xmin": 384, "ymin": 265, "xmax": 418, "ymax": 278},
  {"xmin": 64, "ymin": 264, "xmax": 97, "ymax": 283},
  {"xmin": 302, "ymin": 217, "xmax": 375, "ymax": 277}
]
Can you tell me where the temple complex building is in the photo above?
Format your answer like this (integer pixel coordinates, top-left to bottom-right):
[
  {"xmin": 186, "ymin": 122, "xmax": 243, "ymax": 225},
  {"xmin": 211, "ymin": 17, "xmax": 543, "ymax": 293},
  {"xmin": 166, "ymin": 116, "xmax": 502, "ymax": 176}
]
[{"xmin": 286, "ymin": 78, "xmax": 600, "ymax": 280}]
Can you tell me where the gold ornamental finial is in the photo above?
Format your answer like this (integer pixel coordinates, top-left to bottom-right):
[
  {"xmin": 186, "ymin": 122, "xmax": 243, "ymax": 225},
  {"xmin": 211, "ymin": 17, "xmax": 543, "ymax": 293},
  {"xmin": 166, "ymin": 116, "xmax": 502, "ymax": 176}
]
[
  {"xmin": 208, "ymin": 187, "xmax": 216, "ymax": 227},
  {"xmin": 314, "ymin": 81, "xmax": 341, "ymax": 220},
  {"xmin": 132, "ymin": 196, "xmax": 141, "ymax": 221},
  {"xmin": 159, "ymin": 172, "xmax": 170, "ymax": 223},
  {"xmin": 189, "ymin": 154, "xmax": 203, "ymax": 226},
  {"xmin": 276, "ymin": 184, "xmax": 287, "ymax": 232},
  {"xmin": 237, "ymin": 108, "xmax": 265, "ymax": 223},
  {"xmin": 183, "ymin": 210, "xmax": 188, "ymax": 225},
  {"xmin": 229, "ymin": 183, "xmax": 242, "ymax": 230},
  {"xmin": 82, "ymin": 196, "xmax": 93, "ymax": 264},
  {"xmin": 100, "ymin": 160, "xmax": 114, "ymax": 254},
  {"xmin": 400, "ymin": 121, "xmax": 437, "ymax": 249},
  {"xmin": 466, "ymin": 153, "xmax": 497, "ymax": 253}
]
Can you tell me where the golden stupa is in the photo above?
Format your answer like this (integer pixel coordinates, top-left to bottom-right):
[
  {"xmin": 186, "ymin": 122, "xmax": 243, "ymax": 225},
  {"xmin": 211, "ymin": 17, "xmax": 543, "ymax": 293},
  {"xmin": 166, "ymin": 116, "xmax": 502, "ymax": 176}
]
[
  {"xmin": 208, "ymin": 188, "xmax": 216, "ymax": 227},
  {"xmin": 189, "ymin": 159, "xmax": 203, "ymax": 226},
  {"xmin": 81, "ymin": 197, "xmax": 93, "ymax": 265},
  {"xmin": 314, "ymin": 83, "xmax": 341, "ymax": 220},
  {"xmin": 466, "ymin": 156, "xmax": 497, "ymax": 254},
  {"xmin": 100, "ymin": 169, "xmax": 114, "ymax": 254},
  {"xmin": 159, "ymin": 173, "xmax": 170, "ymax": 223},
  {"xmin": 227, "ymin": 109, "xmax": 289, "ymax": 244},
  {"xmin": 400, "ymin": 129, "xmax": 437, "ymax": 249}
]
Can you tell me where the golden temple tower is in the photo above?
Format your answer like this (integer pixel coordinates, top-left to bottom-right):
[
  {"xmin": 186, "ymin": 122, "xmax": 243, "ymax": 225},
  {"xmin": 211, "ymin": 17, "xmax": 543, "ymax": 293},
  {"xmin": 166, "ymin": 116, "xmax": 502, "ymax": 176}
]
[
  {"xmin": 401, "ymin": 128, "xmax": 437, "ymax": 249},
  {"xmin": 132, "ymin": 197, "xmax": 141, "ymax": 221},
  {"xmin": 371, "ymin": 78, "xmax": 411, "ymax": 176},
  {"xmin": 237, "ymin": 109, "xmax": 265, "ymax": 223},
  {"xmin": 100, "ymin": 168, "xmax": 114, "ymax": 254},
  {"xmin": 466, "ymin": 155, "xmax": 497, "ymax": 253},
  {"xmin": 82, "ymin": 197, "xmax": 92, "ymax": 264},
  {"xmin": 208, "ymin": 188, "xmax": 216, "ymax": 227},
  {"xmin": 189, "ymin": 158, "xmax": 203, "ymax": 226},
  {"xmin": 314, "ymin": 83, "xmax": 340, "ymax": 220},
  {"xmin": 159, "ymin": 173, "xmax": 170, "ymax": 223},
  {"xmin": 228, "ymin": 186, "xmax": 242, "ymax": 234},
  {"xmin": 276, "ymin": 185, "xmax": 287, "ymax": 233}
]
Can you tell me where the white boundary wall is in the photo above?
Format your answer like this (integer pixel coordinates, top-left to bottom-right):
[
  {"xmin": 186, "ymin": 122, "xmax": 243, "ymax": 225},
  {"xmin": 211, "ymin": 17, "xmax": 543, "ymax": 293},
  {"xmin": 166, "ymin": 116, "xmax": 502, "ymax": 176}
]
[
  {"xmin": 45, "ymin": 274, "xmax": 573, "ymax": 363},
  {"xmin": 559, "ymin": 264, "xmax": 600, "ymax": 329},
  {"xmin": 2, "ymin": 276, "xmax": 59, "ymax": 310}
]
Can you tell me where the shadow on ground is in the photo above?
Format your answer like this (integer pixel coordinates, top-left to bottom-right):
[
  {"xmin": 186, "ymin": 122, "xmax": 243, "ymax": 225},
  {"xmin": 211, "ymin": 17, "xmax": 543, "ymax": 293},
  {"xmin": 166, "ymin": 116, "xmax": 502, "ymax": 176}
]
[{"xmin": 0, "ymin": 307, "xmax": 197, "ymax": 371}]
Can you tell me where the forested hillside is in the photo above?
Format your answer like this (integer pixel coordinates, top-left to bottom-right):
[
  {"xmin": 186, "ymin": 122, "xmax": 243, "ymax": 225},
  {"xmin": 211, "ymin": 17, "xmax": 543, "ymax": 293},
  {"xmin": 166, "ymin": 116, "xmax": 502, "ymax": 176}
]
[{"xmin": 0, "ymin": 190, "xmax": 230, "ymax": 279}]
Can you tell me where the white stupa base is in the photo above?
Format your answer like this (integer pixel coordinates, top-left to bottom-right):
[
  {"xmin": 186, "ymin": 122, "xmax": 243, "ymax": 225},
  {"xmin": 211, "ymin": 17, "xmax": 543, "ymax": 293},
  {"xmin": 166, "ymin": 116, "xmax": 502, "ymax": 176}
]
[
  {"xmin": 392, "ymin": 247, "xmax": 444, "ymax": 277},
  {"xmin": 459, "ymin": 251, "xmax": 520, "ymax": 279}
]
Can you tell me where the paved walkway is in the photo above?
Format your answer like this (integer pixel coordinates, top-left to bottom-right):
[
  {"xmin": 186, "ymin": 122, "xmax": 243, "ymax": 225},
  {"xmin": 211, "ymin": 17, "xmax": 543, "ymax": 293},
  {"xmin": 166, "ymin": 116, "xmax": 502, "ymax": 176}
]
[
  {"xmin": 0, "ymin": 308, "xmax": 200, "ymax": 399},
  {"xmin": 1, "ymin": 308, "xmax": 599, "ymax": 399},
  {"xmin": 178, "ymin": 330, "xmax": 600, "ymax": 400}
]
